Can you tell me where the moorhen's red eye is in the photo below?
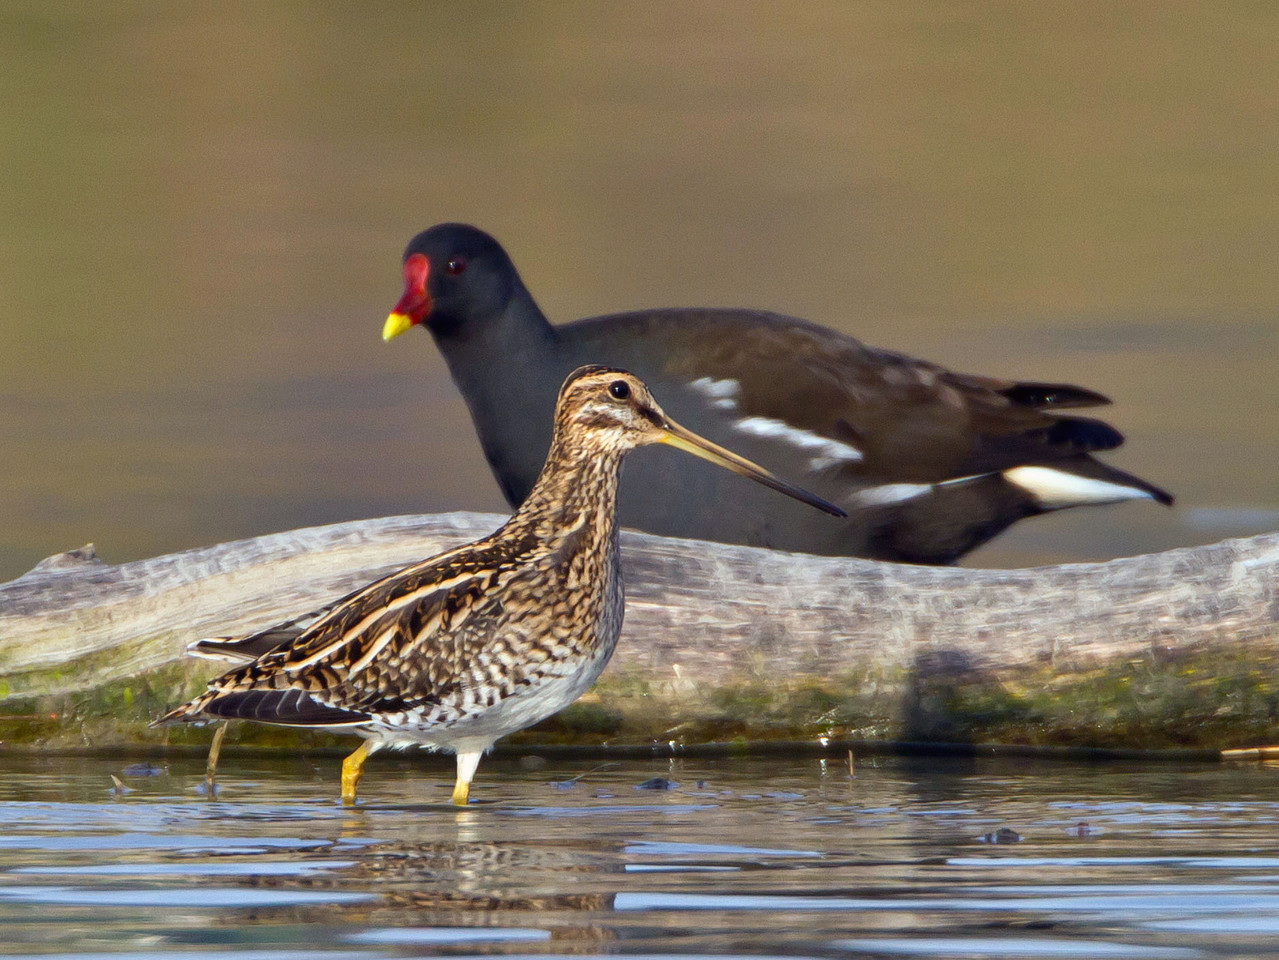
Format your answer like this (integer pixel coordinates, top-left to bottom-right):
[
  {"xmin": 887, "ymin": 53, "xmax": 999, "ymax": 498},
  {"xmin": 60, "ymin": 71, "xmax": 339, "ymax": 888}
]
[
  {"xmin": 446, "ymin": 257, "xmax": 468, "ymax": 276},
  {"xmin": 608, "ymin": 380, "xmax": 630, "ymax": 400}
]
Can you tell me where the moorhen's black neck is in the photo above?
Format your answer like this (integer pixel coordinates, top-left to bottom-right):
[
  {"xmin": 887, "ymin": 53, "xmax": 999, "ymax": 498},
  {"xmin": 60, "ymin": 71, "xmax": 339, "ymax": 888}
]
[{"xmin": 431, "ymin": 289, "xmax": 567, "ymax": 507}]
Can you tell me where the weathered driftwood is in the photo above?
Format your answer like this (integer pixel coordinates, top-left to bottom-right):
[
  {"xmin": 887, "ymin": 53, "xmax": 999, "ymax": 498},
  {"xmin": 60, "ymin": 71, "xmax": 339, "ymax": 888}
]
[{"xmin": 2, "ymin": 512, "xmax": 1277, "ymax": 750}]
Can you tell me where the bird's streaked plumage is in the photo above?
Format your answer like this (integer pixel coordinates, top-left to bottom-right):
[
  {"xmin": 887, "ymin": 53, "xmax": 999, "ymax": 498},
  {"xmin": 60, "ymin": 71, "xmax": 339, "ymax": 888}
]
[{"xmin": 156, "ymin": 366, "xmax": 841, "ymax": 804}]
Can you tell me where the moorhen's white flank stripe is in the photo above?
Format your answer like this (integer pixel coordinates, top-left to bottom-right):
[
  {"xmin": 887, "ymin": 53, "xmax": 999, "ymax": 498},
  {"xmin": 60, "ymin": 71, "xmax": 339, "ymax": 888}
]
[{"xmin": 732, "ymin": 416, "xmax": 864, "ymax": 468}]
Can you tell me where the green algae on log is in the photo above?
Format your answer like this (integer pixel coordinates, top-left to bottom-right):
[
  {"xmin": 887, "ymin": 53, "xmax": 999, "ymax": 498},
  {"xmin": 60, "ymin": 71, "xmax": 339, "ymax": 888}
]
[{"xmin": 1, "ymin": 512, "xmax": 1277, "ymax": 751}]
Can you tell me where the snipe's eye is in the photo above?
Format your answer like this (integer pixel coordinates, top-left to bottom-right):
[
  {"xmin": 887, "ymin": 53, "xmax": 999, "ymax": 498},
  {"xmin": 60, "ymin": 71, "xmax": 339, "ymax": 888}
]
[
  {"xmin": 608, "ymin": 380, "xmax": 631, "ymax": 401},
  {"xmin": 446, "ymin": 256, "xmax": 467, "ymax": 276}
]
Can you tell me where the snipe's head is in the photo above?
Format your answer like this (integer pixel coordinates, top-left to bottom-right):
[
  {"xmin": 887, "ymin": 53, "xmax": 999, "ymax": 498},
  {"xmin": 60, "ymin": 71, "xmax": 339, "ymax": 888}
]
[
  {"xmin": 555, "ymin": 366, "xmax": 845, "ymax": 517},
  {"xmin": 383, "ymin": 223, "xmax": 519, "ymax": 340}
]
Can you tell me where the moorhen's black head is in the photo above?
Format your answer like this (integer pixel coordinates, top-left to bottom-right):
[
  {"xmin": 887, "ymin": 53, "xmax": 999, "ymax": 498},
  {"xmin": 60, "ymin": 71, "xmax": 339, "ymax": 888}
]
[{"xmin": 384, "ymin": 223, "xmax": 522, "ymax": 340}]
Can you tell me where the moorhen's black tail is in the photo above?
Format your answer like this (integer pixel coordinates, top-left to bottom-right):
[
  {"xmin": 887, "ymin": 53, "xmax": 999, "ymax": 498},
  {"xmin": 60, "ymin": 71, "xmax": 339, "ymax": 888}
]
[{"xmin": 999, "ymin": 381, "xmax": 1112, "ymax": 410}]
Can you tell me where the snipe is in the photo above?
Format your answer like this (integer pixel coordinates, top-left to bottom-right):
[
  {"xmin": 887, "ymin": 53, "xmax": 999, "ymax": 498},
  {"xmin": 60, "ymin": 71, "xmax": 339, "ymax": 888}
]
[
  {"xmin": 155, "ymin": 366, "xmax": 842, "ymax": 805},
  {"xmin": 384, "ymin": 223, "xmax": 1171, "ymax": 564}
]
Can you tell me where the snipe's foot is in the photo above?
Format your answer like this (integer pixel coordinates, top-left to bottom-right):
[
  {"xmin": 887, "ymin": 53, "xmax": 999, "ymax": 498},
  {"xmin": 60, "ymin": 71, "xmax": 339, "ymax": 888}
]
[{"xmin": 341, "ymin": 741, "xmax": 372, "ymax": 805}]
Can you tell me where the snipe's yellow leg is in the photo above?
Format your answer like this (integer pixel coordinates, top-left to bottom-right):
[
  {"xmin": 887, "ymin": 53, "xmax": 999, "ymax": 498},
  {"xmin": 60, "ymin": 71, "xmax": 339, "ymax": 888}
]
[
  {"xmin": 452, "ymin": 750, "xmax": 482, "ymax": 806},
  {"xmin": 341, "ymin": 741, "xmax": 372, "ymax": 805}
]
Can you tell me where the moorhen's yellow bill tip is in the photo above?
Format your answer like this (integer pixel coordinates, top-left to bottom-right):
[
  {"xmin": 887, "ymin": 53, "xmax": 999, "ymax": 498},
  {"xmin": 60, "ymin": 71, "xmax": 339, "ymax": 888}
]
[{"xmin": 383, "ymin": 312, "xmax": 414, "ymax": 341}]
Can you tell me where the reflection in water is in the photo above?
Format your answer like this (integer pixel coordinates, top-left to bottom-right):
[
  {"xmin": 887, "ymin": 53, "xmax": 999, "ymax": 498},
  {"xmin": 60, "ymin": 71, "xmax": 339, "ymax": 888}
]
[
  {"xmin": 3, "ymin": 753, "xmax": 1279, "ymax": 957},
  {"xmin": 270, "ymin": 834, "xmax": 620, "ymax": 915}
]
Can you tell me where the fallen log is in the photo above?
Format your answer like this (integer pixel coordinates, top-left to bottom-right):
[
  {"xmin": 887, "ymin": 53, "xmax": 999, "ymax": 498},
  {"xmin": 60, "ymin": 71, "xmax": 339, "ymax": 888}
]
[{"xmin": 1, "ymin": 512, "xmax": 1277, "ymax": 751}]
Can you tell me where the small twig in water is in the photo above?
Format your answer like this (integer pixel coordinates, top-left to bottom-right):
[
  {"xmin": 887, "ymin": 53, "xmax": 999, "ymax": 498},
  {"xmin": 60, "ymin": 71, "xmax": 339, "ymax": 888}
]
[{"xmin": 554, "ymin": 761, "xmax": 620, "ymax": 787}]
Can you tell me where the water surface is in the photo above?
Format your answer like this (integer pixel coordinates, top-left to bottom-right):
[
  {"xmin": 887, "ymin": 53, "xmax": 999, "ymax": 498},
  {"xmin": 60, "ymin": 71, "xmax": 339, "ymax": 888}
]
[{"xmin": 1, "ymin": 752, "xmax": 1278, "ymax": 958}]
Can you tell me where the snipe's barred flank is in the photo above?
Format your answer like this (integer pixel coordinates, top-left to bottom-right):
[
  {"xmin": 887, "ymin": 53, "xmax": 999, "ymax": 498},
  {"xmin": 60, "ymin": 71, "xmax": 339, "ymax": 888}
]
[
  {"xmin": 155, "ymin": 366, "xmax": 842, "ymax": 805},
  {"xmin": 384, "ymin": 223, "xmax": 1171, "ymax": 565}
]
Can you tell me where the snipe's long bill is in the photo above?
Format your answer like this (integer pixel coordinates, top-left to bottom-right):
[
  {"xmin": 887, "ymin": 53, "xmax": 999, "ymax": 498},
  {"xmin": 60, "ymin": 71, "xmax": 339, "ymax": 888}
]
[{"xmin": 155, "ymin": 366, "xmax": 841, "ymax": 806}]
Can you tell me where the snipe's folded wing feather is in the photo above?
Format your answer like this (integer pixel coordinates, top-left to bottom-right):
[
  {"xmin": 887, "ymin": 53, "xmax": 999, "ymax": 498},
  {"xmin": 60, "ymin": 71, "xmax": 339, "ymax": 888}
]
[
  {"xmin": 185, "ymin": 571, "xmax": 406, "ymax": 664},
  {"xmin": 187, "ymin": 603, "xmax": 345, "ymax": 663},
  {"xmin": 195, "ymin": 688, "xmax": 371, "ymax": 726},
  {"xmin": 163, "ymin": 535, "xmax": 528, "ymax": 726},
  {"xmin": 272, "ymin": 548, "xmax": 506, "ymax": 679}
]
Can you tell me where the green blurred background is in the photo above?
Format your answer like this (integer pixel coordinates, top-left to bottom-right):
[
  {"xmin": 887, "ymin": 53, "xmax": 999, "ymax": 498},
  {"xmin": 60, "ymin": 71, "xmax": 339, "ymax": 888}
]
[{"xmin": 1, "ymin": 1, "xmax": 1276, "ymax": 578}]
